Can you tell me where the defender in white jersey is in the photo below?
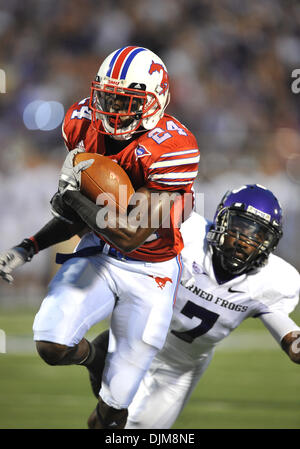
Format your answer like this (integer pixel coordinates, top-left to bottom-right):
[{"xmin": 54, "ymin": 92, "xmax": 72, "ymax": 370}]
[
  {"xmin": 124, "ymin": 184, "xmax": 300, "ymax": 428},
  {"xmin": 86, "ymin": 184, "xmax": 300, "ymax": 428}
]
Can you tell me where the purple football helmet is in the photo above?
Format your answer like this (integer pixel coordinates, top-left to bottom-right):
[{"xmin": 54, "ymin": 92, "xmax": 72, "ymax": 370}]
[{"xmin": 207, "ymin": 184, "xmax": 283, "ymax": 274}]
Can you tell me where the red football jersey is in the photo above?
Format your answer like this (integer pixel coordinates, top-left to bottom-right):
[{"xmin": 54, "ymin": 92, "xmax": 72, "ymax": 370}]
[{"xmin": 62, "ymin": 98, "xmax": 200, "ymax": 262}]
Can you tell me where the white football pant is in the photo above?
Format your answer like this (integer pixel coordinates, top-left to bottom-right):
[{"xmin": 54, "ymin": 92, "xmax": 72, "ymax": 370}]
[
  {"xmin": 33, "ymin": 232, "xmax": 183, "ymax": 409},
  {"xmin": 126, "ymin": 349, "xmax": 214, "ymax": 428}
]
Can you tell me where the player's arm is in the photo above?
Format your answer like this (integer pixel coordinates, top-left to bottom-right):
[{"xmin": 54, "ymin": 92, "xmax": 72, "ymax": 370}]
[
  {"xmin": 0, "ymin": 215, "xmax": 87, "ymax": 283},
  {"xmin": 63, "ymin": 186, "xmax": 181, "ymax": 253},
  {"xmin": 259, "ymin": 312, "xmax": 300, "ymax": 364},
  {"xmin": 55, "ymin": 145, "xmax": 195, "ymax": 252}
]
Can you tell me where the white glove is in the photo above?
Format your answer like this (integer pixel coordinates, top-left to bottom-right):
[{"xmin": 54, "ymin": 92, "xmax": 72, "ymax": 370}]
[
  {"xmin": 0, "ymin": 247, "xmax": 29, "ymax": 283},
  {"xmin": 59, "ymin": 148, "xmax": 95, "ymax": 195}
]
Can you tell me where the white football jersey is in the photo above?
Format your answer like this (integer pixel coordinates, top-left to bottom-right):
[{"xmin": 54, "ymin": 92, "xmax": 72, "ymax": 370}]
[
  {"xmin": 127, "ymin": 212, "xmax": 300, "ymax": 429},
  {"xmin": 157, "ymin": 212, "xmax": 300, "ymax": 365}
]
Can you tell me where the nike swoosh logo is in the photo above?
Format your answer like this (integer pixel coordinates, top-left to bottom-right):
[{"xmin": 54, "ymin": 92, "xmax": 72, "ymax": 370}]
[
  {"xmin": 228, "ymin": 287, "xmax": 245, "ymax": 294},
  {"xmin": 109, "ymin": 421, "xmax": 118, "ymax": 427}
]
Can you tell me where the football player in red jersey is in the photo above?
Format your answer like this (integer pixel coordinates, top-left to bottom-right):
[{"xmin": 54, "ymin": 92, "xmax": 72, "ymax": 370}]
[{"xmin": 0, "ymin": 46, "xmax": 200, "ymax": 429}]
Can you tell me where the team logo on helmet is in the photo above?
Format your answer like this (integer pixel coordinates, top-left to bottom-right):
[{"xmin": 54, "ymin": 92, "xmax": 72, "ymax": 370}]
[{"xmin": 149, "ymin": 61, "xmax": 169, "ymax": 95}]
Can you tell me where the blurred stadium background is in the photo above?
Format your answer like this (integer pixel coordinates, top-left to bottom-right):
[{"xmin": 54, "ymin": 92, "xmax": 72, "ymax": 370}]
[{"xmin": 0, "ymin": 0, "xmax": 299, "ymax": 429}]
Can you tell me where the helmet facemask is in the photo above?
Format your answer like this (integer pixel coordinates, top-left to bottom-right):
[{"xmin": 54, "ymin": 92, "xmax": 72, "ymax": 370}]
[
  {"xmin": 89, "ymin": 80, "xmax": 161, "ymax": 140},
  {"xmin": 208, "ymin": 209, "xmax": 280, "ymax": 275}
]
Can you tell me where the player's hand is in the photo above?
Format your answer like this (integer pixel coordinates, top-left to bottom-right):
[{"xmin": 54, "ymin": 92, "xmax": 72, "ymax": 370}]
[
  {"xmin": 59, "ymin": 148, "xmax": 94, "ymax": 195},
  {"xmin": 0, "ymin": 239, "xmax": 36, "ymax": 283},
  {"xmin": 0, "ymin": 247, "xmax": 29, "ymax": 283}
]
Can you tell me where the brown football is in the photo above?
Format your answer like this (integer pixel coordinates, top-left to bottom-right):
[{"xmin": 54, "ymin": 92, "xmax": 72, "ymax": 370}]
[{"xmin": 73, "ymin": 153, "xmax": 134, "ymax": 213}]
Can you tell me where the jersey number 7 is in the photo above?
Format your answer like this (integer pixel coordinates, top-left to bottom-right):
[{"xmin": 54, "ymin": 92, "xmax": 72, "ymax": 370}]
[{"xmin": 171, "ymin": 301, "xmax": 219, "ymax": 343}]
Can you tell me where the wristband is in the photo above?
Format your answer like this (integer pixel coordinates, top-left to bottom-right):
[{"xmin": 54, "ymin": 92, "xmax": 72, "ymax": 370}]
[
  {"xmin": 28, "ymin": 236, "xmax": 39, "ymax": 254},
  {"xmin": 17, "ymin": 238, "xmax": 37, "ymax": 261}
]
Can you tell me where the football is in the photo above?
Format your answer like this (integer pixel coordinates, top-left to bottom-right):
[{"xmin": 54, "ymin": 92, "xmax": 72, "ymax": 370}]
[{"xmin": 73, "ymin": 153, "xmax": 134, "ymax": 213}]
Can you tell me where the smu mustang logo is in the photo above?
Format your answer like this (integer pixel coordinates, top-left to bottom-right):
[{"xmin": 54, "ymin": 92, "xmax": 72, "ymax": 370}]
[
  {"xmin": 149, "ymin": 61, "xmax": 169, "ymax": 95},
  {"xmin": 148, "ymin": 275, "xmax": 173, "ymax": 289}
]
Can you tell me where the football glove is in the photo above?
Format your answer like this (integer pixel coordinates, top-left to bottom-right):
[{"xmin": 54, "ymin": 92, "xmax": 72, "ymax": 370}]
[
  {"xmin": 59, "ymin": 148, "xmax": 94, "ymax": 195},
  {"xmin": 0, "ymin": 239, "xmax": 36, "ymax": 283}
]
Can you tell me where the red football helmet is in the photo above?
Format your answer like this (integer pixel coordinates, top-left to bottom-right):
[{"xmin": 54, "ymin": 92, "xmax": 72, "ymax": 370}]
[{"xmin": 89, "ymin": 46, "xmax": 170, "ymax": 140}]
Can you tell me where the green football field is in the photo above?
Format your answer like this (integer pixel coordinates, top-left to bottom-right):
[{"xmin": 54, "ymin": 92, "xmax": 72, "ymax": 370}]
[{"xmin": 0, "ymin": 306, "xmax": 299, "ymax": 429}]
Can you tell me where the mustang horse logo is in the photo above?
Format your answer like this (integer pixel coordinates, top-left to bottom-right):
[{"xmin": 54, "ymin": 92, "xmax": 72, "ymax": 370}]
[
  {"xmin": 149, "ymin": 61, "xmax": 169, "ymax": 95},
  {"xmin": 148, "ymin": 275, "xmax": 173, "ymax": 289}
]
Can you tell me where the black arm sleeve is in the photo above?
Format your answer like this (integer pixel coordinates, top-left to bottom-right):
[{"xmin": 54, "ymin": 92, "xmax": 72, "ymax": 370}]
[
  {"xmin": 62, "ymin": 190, "xmax": 101, "ymax": 234},
  {"xmin": 50, "ymin": 191, "xmax": 82, "ymax": 224},
  {"xmin": 33, "ymin": 217, "xmax": 87, "ymax": 251}
]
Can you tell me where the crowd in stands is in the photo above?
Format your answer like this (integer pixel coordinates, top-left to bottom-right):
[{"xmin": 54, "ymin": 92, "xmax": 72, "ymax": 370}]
[{"xmin": 0, "ymin": 0, "xmax": 299, "ymax": 300}]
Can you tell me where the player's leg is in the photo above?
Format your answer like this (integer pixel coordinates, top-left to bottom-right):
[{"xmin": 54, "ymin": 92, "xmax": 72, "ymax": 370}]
[
  {"xmin": 85, "ymin": 330, "xmax": 109, "ymax": 398},
  {"xmin": 126, "ymin": 350, "xmax": 214, "ymax": 429},
  {"xmin": 35, "ymin": 330, "xmax": 109, "ymax": 376},
  {"xmin": 33, "ymin": 257, "xmax": 115, "ymax": 367},
  {"xmin": 87, "ymin": 397, "xmax": 129, "ymax": 429},
  {"xmin": 35, "ymin": 338, "xmax": 90, "ymax": 365},
  {"xmin": 87, "ymin": 302, "xmax": 158, "ymax": 429},
  {"xmin": 88, "ymin": 255, "xmax": 182, "ymax": 429},
  {"xmin": 126, "ymin": 360, "xmax": 190, "ymax": 429},
  {"xmin": 88, "ymin": 317, "xmax": 158, "ymax": 429}
]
